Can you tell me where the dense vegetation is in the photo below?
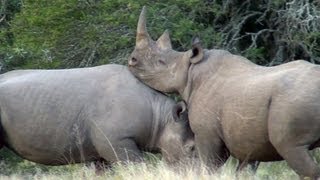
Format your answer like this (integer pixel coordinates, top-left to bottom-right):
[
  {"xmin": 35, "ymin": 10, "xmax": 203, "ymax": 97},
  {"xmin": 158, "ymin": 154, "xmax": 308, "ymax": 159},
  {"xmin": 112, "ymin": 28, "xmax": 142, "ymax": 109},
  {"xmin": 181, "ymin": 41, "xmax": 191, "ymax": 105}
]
[
  {"xmin": 0, "ymin": 0, "xmax": 319, "ymax": 73},
  {"xmin": 0, "ymin": 0, "xmax": 320, "ymax": 178}
]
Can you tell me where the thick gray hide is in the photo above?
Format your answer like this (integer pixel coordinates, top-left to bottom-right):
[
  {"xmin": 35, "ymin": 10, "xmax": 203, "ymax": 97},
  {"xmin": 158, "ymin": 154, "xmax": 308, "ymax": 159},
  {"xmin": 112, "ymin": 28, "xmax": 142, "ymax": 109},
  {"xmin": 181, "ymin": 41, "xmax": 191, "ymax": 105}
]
[{"xmin": 0, "ymin": 64, "xmax": 194, "ymax": 166}]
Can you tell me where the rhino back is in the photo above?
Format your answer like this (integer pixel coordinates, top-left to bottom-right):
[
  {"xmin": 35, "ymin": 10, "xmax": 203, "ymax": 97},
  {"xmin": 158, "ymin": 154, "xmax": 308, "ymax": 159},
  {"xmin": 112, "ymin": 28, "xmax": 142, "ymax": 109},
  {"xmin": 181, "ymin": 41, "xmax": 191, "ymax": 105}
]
[
  {"xmin": 196, "ymin": 59, "xmax": 320, "ymax": 161},
  {"xmin": 0, "ymin": 65, "xmax": 158, "ymax": 164}
]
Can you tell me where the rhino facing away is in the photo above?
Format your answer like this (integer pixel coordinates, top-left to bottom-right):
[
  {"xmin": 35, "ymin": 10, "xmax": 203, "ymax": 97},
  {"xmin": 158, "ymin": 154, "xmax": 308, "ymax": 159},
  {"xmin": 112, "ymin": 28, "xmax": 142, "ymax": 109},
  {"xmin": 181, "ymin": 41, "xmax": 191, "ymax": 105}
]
[
  {"xmin": 0, "ymin": 64, "xmax": 195, "ymax": 167},
  {"xmin": 128, "ymin": 7, "xmax": 320, "ymax": 179}
]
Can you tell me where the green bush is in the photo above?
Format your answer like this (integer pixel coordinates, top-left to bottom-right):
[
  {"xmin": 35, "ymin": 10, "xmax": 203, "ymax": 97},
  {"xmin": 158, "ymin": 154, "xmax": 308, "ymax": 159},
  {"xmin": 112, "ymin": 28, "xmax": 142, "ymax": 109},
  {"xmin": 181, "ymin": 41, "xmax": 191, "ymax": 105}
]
[{"xmin": 1, "ymin": 0, "xmax": 319, "ymax": 72}]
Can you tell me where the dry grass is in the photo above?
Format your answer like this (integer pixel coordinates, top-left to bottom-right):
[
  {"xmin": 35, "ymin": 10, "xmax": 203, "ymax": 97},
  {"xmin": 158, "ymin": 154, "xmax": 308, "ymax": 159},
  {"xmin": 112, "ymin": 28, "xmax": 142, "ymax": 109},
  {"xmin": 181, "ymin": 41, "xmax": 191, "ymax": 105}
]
[
  {"xmin": 0, "ymin": 158, "xmax": 300, "ymax": 180},
  {"xmin": 5, "ymin": 148, "xmax": 320, "ymax": 179}
]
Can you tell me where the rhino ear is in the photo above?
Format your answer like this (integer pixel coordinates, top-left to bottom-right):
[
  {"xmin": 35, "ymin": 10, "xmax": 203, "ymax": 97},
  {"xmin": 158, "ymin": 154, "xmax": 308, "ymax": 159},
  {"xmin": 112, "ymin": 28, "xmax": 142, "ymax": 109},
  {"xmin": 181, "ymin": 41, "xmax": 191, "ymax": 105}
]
[
  {"xmin": 189, "ymin": 37, "xmax": 204, "ymax": 64},
  {"xmin": 172, "ymin": 101, "xmax": 188, "ymax": 122},
  {"xmin": 156, "ymin": 30, "xmax": 172, "ymax": 50}
]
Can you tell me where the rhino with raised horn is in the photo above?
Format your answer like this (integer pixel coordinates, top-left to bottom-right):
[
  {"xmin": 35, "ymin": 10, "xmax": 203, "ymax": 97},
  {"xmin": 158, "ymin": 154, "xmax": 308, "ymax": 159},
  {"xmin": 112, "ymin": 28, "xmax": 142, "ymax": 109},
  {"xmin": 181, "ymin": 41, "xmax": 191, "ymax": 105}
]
[
  {"xmin": 128, "ymin": 6, "xmax": 320, "ymax": 179},
  {"xmin": 0, "ymin": 64, "xmax": 195, "ymax": 168},
  {"xmin": 135, "ymin": 6, "xmax": 152, "ymax": 49}
]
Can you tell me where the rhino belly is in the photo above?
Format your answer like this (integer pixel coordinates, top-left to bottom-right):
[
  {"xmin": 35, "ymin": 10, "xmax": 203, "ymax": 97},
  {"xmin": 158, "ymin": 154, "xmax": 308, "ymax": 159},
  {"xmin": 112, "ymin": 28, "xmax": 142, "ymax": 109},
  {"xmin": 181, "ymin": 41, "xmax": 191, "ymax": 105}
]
[
  {"xmin": 226, "ymin": 137, "xmax": 283, "ymax": 162},
  {"xmin": 4, "ymin": 124, "xmax": 98, "ymax": 165},
  {"xmin": 222, "ymin": 114, "xmax": 282, "ymax": 161},
  {"xmin": 1, "ymin": 107, "xmax": 98, "ymax": 165}
]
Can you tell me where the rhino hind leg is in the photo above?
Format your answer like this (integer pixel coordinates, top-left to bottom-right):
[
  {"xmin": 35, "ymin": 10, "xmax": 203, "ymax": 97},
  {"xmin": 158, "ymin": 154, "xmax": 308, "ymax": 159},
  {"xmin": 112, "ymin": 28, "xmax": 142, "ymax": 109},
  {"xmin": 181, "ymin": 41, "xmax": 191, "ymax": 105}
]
[
  {"xmin": 268, "ymin": 110, "xmax": 320, "ymax": 178},
  {"xmin": 269, "ymin": 130, "xmax": 320, "ymax": 178},
  {"xmin": 275, "ymin": 146, "xmax": 320, "ymax": 179},
  {"xmin": 266, "ymin": 95, "xmax": 320, "ymax": 179}
]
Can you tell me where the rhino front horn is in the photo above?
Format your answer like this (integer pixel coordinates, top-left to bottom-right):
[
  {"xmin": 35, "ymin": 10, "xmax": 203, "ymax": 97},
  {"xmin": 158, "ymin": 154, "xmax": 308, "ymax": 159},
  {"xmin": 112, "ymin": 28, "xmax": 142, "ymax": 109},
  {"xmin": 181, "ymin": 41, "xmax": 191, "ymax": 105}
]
[{"xmin": 136, "ymin": 6, "xmax": 151, "ymax": 48}]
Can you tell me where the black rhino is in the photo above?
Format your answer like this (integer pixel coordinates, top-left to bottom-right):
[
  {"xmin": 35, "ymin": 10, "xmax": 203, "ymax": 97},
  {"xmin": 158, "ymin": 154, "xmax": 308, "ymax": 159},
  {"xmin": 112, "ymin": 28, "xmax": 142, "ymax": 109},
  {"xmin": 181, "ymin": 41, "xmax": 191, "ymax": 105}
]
[
  {"xmin": 128, "ymin": 7, "xmax": 320, "ymax": 179},
  {"xmin": 0, "ymin": 64, "xmax": 195, "ymax": 168}
]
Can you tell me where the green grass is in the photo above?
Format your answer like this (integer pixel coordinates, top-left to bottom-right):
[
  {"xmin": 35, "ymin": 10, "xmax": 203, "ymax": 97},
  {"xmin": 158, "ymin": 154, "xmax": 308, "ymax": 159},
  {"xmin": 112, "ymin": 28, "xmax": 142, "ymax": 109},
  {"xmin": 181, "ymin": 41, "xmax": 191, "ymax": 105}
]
[{"xmin": 0, "ymin": 147, "xmax": 304, "ymax": 180}]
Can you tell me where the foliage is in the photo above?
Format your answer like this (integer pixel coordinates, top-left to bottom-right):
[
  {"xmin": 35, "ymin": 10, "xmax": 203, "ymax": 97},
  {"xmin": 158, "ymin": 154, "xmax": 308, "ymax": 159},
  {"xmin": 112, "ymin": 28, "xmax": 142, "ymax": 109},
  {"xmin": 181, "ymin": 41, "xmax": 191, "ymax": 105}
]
[
  {"xmin": 1, "ymin": 0, "xmax": 318, "ymax": 73},
  {"xmin": 0, "ymin": 0, "xmax": 22, "ymax": 72}
]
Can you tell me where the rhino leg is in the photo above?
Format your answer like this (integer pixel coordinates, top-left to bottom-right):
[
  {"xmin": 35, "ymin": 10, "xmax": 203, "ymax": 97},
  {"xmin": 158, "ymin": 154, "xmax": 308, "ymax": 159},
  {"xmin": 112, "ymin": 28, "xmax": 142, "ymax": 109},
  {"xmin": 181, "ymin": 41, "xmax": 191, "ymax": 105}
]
[
  {"xmin": 94, "ymin": 138, "xmax": 143, "ymax": 165},
  {"xmin": 195, "ymin": 134, "xmax": 230, "ymax": 170},
  {"xmin": 274, "ymin": 146, "xmax": 320, "ymax": 179},
  {"xmin": 112, "ymin": 139, "xmax": 143, "ymax": 163},
  {"xmin": 93, "ymin": 159, "xmax": 111, "ymax": 175},
  {"xmin": 250, "ymin": 161, "xmax": 260, "ymax": 172},
  {"xmin": 85, "ymin": 159, "xmax": 111, "ymax": 175},
  {"xmin": 268, "ymin": 108, "xmax": 320, "ymax": 178},
  {"xmin": 236, "ymin": 160, "xmax": 259, "ymax": 172}
]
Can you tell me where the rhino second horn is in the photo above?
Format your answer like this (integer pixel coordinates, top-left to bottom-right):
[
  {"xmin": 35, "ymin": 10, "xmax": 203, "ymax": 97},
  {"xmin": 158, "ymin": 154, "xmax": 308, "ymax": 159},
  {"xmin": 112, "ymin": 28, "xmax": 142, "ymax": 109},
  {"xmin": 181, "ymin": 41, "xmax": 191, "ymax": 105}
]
[
  {"xmin": 156, "ymin": 30, "xmax": 172, "ymax": 50},
  {"xmin": 136, "ymin": 6, "xmax": 151, "ymax": 48}
]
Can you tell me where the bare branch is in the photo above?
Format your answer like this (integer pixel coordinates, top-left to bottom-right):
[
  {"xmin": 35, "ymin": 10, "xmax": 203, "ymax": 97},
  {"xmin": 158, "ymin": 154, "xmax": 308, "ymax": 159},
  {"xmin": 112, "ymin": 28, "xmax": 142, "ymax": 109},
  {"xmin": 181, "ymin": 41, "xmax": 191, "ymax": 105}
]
[
  {"xmin": 225, "ymin": 12, "xmax": 262, "ymax": 51},
  {"xmin": 0, "ymin": 14, "xmax": 5, "ymax": 23},
  {"xmin": 245, "ymin": 29, "xmax": 278, "ymax": 50},
  {"xmin": 0, "ymin": 0, "xmax": 6, "ymax": 23}
]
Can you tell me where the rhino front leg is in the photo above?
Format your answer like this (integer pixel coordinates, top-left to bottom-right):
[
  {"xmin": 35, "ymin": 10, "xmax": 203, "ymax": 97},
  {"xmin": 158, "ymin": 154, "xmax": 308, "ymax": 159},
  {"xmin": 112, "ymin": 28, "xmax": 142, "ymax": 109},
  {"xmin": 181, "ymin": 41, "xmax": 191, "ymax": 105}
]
[
  {"xmin": 94, "ymin": 138, "xmax": 144, "ymax": 165},
  {"xmin": 93, "ymin": 159, "xmax": 111, "ymax": 175},
  {"xmin": 85, "ymin": 159, "xmax": 111, "ymax": 175},
  {"xmin": 195, "ymin": 133, "xmax": 230, "ymax": 170},
  {"xmin": 113, "ymin": 140, "xmax": 144, "ymax": 163}
]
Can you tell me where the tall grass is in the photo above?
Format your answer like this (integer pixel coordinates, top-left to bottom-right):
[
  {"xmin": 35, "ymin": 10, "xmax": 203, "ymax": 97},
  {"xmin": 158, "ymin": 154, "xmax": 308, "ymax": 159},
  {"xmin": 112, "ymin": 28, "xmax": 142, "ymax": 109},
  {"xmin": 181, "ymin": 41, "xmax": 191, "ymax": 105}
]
[
  {"xmin": 4, "ymin": 148, "xmax": 320, "ymax": 179},
  {"xmin": 0, "ymin": 154, "xmax": 300, "ymax": 180}
]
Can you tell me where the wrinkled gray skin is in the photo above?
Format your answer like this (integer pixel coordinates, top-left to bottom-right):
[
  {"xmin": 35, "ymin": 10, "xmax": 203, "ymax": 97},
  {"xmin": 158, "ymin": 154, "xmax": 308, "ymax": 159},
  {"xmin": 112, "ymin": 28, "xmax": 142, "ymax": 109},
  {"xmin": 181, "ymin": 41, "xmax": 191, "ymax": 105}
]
[
  {"xmin": 128, "ymin": 7, "xmax": 320, "ymax": 179},
  {"xmin": 0, "ymin": 64, "xmax": 195, "ymax": 167}
]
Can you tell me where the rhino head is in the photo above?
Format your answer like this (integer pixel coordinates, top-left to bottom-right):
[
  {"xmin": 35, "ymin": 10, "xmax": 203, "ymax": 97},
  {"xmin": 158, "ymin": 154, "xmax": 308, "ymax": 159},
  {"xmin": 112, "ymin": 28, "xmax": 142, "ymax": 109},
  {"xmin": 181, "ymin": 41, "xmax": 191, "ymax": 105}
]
[
  {"xmin": 128, "ymin": 6, "xmax": 204, "ymax": 94},
  {"xmin": 158, "ymin": 101, "xmax": 195, "ymax": 164}
]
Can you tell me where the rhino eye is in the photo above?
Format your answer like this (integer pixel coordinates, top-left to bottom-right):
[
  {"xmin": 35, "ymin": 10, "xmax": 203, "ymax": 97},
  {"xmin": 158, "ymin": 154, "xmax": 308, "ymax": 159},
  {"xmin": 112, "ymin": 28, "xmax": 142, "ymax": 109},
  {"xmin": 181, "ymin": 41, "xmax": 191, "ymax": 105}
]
[
  {"xmin": 158, "ymin": 59, "xmax": 166, "ymax": 66},
  {"xmin": 129, "ymin": 57, "xmax": 139, "ymax": 66}
]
